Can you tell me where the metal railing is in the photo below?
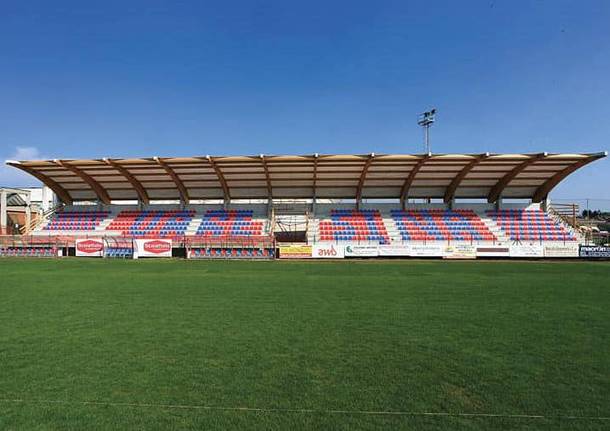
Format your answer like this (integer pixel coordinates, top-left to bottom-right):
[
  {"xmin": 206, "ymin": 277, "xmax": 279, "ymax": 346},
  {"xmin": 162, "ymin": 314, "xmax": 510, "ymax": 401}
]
[
  {"xmin": 19, "ymin": 203, "xmax": 64, "ymax": 235},
  {"xmin": 549, "ymin": 203, "xmax": 579, "ymax": 229}
]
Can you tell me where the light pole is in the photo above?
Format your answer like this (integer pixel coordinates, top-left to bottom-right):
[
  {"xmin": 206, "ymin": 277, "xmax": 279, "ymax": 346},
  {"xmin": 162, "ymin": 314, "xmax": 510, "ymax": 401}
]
[{"xmin": 418, "ymin": 109, "xmax": 436, "ymax": 153}]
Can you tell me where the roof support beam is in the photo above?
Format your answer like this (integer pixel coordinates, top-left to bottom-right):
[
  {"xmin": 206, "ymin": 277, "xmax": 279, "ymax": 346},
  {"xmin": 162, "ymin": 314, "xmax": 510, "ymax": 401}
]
[
  {"xmin": 400, "ymin": 154, "xmax": 430, "ymax": 209},
  {"xmin": 6, "ymin": 162, "xmax": 73, "ymax": 204},
  {"xmin": 154, "ymin": 157, "xmax": 189, "ymax": 204},
  {"xmin": 531, "ymin": 153, "xmax": 606, "ymax": 202},
  {"xmin": 260, "ymin": 155, "xmax": 272, "ymax": 201},
  {"xmin": 355, "ymin": 153, "xmax": 375, "ymax": 209},
  {"xmin": 54, "ymin": 160, "xmax": 111, "ymax": 204},
  {"xmin": 444, "ymin": 153, "xmax": 489, "ymax": 204},
  {"xmin": 104, "ymin": 158, "xmax": 150, "ymax": 204},
  {"xmin": 207, "ymin": 156, "xmax": 230, "ymax": 204},
  {"xmin": 487, "ymin": 153, "xmax": 546, "ymax": 203}
]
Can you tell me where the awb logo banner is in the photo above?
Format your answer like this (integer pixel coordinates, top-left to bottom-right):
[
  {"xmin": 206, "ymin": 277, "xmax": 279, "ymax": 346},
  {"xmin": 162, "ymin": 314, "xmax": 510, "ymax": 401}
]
[
  {"xmin": 135, "ymin": 239, "xmax": 173, "ymax": 258},
  {"xmin": 312, "ymin": 244, "xmax": 345, "ymax": 258}
]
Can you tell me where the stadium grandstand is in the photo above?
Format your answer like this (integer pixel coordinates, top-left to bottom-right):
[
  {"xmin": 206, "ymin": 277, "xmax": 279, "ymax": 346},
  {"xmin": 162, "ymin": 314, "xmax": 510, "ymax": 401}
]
[{"xmin": 1, "ymin": 151, "xmax": 606, "ymax": 259}]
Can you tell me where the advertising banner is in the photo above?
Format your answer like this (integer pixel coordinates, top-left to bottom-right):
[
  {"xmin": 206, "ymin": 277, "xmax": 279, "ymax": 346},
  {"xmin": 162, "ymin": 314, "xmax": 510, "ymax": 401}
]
[
  {"xmin": 75, "ymin": 238, "xmax": 104, "ymax": 257},
  {"xmin": 279, "ymin": 245, "xmax": 312, "ymax": 259},
  {"xmin": 409, "ymin": 244, "xmax": 445, "ymax": 257},
  {"xmin": 377, "ymin": 245, "xmax": 411, "ymax": 257},
  {"xmin": 579, "ymin": 245, "xmax": 610, "ymax": 259},
  {"xmin": 444, "ymin": 244, "xmax": 477, "ymax": 259},
  {"xmin": 509, "ymin": 243, "xmax": 544, "ymax": 258},
  {"xmin": 344, "ymin": 244, "xmax": 378, "ymax": 257},
  {"xmin": 135, "ymin": 239, "xmax": 173, "ymax": 258},
  {"xmin": 476, "ymin": 246, "xmax": 510, "ymax": 257},
  {"xmin": 543, "ymin": 243, "xmax": 579, "ymax": 258},
  {"xmin": 312, "ymin": 244, "xmax": 345, "ymax": 258}
]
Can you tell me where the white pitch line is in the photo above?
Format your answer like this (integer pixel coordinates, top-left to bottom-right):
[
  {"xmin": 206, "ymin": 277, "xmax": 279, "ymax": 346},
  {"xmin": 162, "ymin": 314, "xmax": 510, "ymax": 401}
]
[{"xmin": 1, "ymin": 398, "xmax": 609, "ymax": 421}]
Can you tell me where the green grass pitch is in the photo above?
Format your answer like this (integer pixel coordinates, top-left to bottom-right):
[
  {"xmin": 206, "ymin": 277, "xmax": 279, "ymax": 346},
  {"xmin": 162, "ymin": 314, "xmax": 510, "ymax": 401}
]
[{"xmin": 0, "ymin": 258, "xmax": 608, "ymax": 430}]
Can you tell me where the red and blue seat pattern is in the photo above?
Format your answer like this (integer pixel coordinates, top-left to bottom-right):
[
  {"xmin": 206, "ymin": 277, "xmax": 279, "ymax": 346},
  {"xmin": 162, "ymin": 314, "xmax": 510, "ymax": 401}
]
[
  {"xmin": 106, "ymin": 209, "xmax": 195, "ymax": 237},
  {"xmin": 0, "ymin": 247, "xmax": 56, "ymax": 257},
  {"xmin": 195, "ymin": 210, "xmax": 264, "ymax": 237},
  {"xmin": 104, "ymin": 247, "xmax": 134, "ymax": 258},
  {"xmin": 44, "ymin": 210, "xmax": 110, "ymax": 231},
  {"xmin": 189, "ymin": 247, "xmax": 274, "ymax": 258},
  {"xmin": 486, "ymin": 209, "xmax": 575, "ymax": 241},
  {"xmin": 391, "ymin": 209, "xmax": 496, "ymax": 241},
  {"xmin": 318, "ymin": 209, "xmax": 390, "ymax": 243}
]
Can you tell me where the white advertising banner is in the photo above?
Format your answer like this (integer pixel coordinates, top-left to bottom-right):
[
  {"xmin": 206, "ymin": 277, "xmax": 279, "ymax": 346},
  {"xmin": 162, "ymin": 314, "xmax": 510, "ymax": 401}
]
[
  {"xmin": 135, "ymin": 239, "xmax": 173, "ymax": 258},
  {"xmin": 444, "ymin": 244, "xmax": 477, "ymax": 259},
  {"xmin": 377, "ymin": 245, "xmax": 411, "ymax": 257},
  {"xmin": 75, "ymin": 238, "xmax": 104, "ymax": 257},
  {"xmin": 344, "ymin": 244, "xmax": 379, "ymax": 257},
  {"xmin": 543, "ymin": 243, "xmax": 579, "ymax": 258},
  {"xmin": 409, "ymin": 244, "xmax": 445, "ymax": 257},
  {"xmin": 476, "ymin": 245, "xmax": 510, "ymax": 257},
  {"xmin": 312, "ymin": 244, "xmax": 345, "ymax": 258},
  {"xmin": 509, "ymin": 243, "xmax": 544, "ymax": 258}
]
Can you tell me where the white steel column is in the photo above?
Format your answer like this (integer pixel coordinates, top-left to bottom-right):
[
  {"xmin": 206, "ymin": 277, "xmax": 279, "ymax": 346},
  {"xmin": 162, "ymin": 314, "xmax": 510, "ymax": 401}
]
[{"xmin": 0, "ymin": 190, "xmax": 7, "ymax": 233}]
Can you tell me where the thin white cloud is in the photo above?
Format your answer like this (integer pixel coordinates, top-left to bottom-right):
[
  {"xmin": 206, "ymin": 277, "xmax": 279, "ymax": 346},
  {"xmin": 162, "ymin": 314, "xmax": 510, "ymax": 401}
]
[{"xmin": 1, "ymin": 146, "xmax": 46, "ymax": 188}]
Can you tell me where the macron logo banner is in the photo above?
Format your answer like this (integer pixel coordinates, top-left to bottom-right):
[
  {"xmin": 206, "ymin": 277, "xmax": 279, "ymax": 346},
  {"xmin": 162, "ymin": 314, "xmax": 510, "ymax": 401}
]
[
  {"xmin": 136, "ymin": 239, "xmax": 172, "ymax": 258},
  {"xmin": 75, "ymin": 239, "xmax": 104, "ymax": 257}
]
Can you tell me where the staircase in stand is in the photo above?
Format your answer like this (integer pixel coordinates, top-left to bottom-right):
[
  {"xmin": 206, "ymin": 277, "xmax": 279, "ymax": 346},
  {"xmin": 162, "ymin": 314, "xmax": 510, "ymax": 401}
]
[
  {"xmin": 19, "ymin": 203, "xmax": 64, "ymax": 235},
  {"xmin": 548, "ymin": 203, "xmax": 584, "ymax": 242},
  {"xmin": 478, "ymin": 211, "xmax": 509, "ymax": 243}
]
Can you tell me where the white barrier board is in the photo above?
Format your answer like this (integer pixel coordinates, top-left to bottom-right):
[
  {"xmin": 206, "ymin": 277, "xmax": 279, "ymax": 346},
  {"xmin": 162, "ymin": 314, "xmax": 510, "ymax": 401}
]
[
  {"xmin": 543, "ymin": 243, "xmax": 579, "ymax": 258},
  {"xmin": 509, "ymin": 244, "xmax": 544, "ymax": 258},
  {"xmin": 75, "ymin": 238, "xmax": 104, "ymax": 257},
  {"xmin": 344, "ymin": 244, "xmax": 378, "ymax": 257},
  {"xmin": 377, "ymin": 245, "xmax": 411, "ymax": 257},
  {"xmin": 444, "ymin": 244, "xmax": 477, "ymax": 259},
  {"xmin": 135, "ymin": 239, "xmax": 172, "ymax": 258},
  {"xmin": 409, "ymin": 244, "xmax": 445, "ymax": 257},
  {"xmin": 312, "ymin": 244, "xmax": 344, "ymax": 258}
]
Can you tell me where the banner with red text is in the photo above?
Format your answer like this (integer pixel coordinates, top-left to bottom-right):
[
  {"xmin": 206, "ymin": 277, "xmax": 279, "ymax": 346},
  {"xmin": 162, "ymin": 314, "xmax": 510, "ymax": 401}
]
[
  {"xmin": 75, "ymin": 238, "xmax": 104, "ymax": 257},
  {"xmin": 135, "ymin": 239, "xmax": 173, "ymax": 258}
]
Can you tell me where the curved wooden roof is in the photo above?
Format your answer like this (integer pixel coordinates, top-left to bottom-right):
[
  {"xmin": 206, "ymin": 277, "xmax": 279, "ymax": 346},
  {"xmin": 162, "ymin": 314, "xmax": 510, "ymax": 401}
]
[{"xmin": 6, "ymin": 152, "xmax": 606, "ymax": 204}]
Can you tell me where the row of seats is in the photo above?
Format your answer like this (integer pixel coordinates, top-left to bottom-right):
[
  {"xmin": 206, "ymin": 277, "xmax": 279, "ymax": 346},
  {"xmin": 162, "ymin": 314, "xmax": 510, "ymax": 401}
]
[
  {"xmin": 486, "ymin": 210, "xmax": 575, "ymax": 241},
  {"xmin": 0, "ymin": 247, "xmax": 56, "ymax": 257},
  {"xmin": 190, "ymin": 247, "xmax": 274, "ymax": 258},
  {"xmin": 104, "ymin": 248, "xmax": 134, "ymax": 258},
  {"xmin": 44, "ymin": 211, "xmax": 110, "ymax": 231},
  {"xmin": 318, "ymin": 209, "xmax": 390, "ymax": 244},
  {"xmin": 106, "ymin": 210, "xmax": 195, "ymax": 237},
  {"xmin": 196, "ymin": 210, "xmax": 265, "ymax": 237},
  {"xmin": 391, "ymin": 209, "xmax": 496, "ymax": 241}
]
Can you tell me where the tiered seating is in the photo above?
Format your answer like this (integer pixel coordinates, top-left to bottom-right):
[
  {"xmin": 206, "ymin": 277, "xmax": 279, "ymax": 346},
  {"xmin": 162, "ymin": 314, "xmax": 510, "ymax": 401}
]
[
  {"xmin": 106, "ymin": 209, "xmax": 195, "ymax": 237},
  {"xmin": 391, "ymin": 209, "xmax": 496, "ymax": 241},
  {"xmin": 195, "ymin": 210, "xmax": 265, "ymax": 237},
  {"xmin": 43, "ymin": 210, "xmax": 110, "ymax": 231},
  {"xmin": 318, "ymin": 209, "xmax": 390, "ymax": 244},
  {"xmin": 486, "ymin": 209, "xmax": 575, "ymax": 241}
]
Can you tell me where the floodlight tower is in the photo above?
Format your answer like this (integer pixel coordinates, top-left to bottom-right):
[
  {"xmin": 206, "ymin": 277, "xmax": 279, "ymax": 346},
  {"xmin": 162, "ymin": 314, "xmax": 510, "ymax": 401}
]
[{"xmin": 418, "ymin": 109, "xmax": 436, "ymax": 153}]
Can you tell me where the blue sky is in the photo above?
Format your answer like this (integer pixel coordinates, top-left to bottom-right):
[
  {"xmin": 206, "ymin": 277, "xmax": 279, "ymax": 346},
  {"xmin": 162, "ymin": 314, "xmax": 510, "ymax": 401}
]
[{"xmin": 1, "ymin": 0, "xmax": 608, "ymax": 204}]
